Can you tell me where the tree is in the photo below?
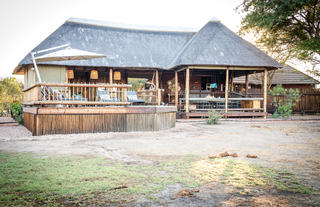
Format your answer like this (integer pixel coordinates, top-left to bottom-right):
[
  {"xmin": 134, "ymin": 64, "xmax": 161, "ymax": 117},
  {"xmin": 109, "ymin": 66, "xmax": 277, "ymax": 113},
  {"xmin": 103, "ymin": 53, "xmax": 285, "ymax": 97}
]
[
  {"xmin": 238, "ymin": 0, "xmax": 320, "ymax": 75},
  {"xmin": 0, "ymin": 77, "xmax": 23, "ymax": 116},
  {"xmin": 269, "ymin": 85, "xmax": 300, "ymax": 118}
]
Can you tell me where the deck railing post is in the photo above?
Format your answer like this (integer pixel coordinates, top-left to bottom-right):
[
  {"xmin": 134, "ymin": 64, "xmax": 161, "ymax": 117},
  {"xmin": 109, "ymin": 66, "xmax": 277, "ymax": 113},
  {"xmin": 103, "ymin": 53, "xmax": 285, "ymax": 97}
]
[
  {"xmin": 123, "ymin": 87, "xmax": 127, "ymax": 102},
  {"xmin": 157, "ymin": 89, "xmax": 161, "ymax": 106}
]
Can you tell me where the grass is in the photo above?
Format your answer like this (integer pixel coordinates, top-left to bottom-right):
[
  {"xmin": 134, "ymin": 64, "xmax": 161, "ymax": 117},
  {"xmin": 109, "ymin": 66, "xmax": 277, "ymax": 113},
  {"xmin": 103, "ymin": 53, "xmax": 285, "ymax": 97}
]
[
  {"xmin": 0, "ymin": 152, "xmax": 316, "ymax": 206},
  {"xmin": 191, "ymin": 158, "xmax": 315, "ymax": 195},
  {"xmin": 0, "ymin": 153, "xmax": 201, "ymax": 206}
]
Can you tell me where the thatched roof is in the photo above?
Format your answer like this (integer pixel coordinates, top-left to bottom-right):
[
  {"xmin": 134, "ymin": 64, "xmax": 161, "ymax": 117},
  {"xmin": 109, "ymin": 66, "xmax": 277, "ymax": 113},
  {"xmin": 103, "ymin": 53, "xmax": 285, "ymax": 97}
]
[
  {"xmin": 15, "ymin": 18, "xmax": 195, "ymax": 73},
  {"xmin": 234, "ymin": 65, "xmax": 319, "ymax": 85},
  {"xmin": 170, "ymin": 19, "xmax": 282, "ymax": 69},
  {"xmin": 14, "ymin": 17, "xmax": 281, "ymax": 74}
]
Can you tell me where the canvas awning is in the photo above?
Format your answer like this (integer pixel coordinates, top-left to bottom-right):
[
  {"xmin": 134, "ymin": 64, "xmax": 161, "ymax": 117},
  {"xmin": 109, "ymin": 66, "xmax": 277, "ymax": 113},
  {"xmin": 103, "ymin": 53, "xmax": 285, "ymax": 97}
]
[{"xmin": 34, "ymin": 47, "xmax": 105, "ymax": 62}]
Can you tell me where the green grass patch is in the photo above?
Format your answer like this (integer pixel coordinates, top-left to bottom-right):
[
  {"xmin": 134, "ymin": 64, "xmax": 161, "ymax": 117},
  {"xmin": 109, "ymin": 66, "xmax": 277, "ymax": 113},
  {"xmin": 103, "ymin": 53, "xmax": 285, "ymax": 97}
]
[
  {"xmin": 0, "ymin": 153, "xmax": 201, "ymax": 206},
  {"xmin": 0, "ymin": 153, "xmax": 315, "ymax": 206}
]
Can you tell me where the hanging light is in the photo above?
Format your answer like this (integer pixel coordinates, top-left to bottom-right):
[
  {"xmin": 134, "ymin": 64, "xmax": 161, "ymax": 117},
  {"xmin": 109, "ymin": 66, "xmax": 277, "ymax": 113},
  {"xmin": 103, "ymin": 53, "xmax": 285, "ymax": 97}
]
[
  {"xmin": 67, "ymin": 69, "xmax": 74, "ymax": 79},
  {"xmin": 90, "ymin": 69, "xmax": 98, "ymax": 79},
  {"xmin": 113, "ymin": 71, "xmax": 121, "ymax": 81}
]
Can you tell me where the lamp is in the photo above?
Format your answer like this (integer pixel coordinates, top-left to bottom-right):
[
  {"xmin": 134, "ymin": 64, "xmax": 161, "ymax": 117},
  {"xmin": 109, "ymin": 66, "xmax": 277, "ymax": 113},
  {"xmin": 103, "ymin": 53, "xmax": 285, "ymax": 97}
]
[
  {"xmin": 114, "ymin": 71, "xmax": 121, "ymax": 80},
  {"xmin": 67, "ymin": 69, "xmax": 74, "ymax": 79},
  {"xmin": 90, "ymin": 69, "xmax": 98, "ymax": 79}
]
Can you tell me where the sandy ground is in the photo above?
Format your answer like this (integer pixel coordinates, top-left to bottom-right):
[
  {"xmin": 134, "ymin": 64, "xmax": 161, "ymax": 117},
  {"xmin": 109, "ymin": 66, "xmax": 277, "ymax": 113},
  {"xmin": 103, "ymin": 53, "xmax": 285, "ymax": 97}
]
[{"xmin": 1, "ymin": 119, "xmax": 320, "ymax": 206}]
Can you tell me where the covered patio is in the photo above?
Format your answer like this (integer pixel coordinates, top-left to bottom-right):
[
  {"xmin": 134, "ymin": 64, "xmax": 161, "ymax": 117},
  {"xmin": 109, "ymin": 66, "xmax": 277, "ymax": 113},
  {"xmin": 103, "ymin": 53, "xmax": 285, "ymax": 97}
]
[{"xmin": 172, "ymin": 66, "xmax": 269, "ymax": 118}]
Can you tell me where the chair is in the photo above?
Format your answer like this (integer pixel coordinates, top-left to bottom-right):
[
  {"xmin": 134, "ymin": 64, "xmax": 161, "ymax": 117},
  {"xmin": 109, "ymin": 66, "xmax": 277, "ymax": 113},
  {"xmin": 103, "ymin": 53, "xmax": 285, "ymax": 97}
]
[
  {"xmin": 127, "ymin": 91, "xmax": 145, "ymax": 104},
  {"xmin": 97, "ymin": 88, "xmax": 118, "ymax": 102}
]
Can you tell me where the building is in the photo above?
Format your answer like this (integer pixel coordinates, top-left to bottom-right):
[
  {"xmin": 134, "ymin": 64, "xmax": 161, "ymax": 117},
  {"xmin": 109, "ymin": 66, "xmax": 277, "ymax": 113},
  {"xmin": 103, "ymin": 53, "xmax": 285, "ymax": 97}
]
[
  {"xmin": 233, "ymin": 65, "xmax": 319, "ymax": 90},
  {"xmin": 13, "ymin": 17, "xmax": 282, "ymax": 135}
]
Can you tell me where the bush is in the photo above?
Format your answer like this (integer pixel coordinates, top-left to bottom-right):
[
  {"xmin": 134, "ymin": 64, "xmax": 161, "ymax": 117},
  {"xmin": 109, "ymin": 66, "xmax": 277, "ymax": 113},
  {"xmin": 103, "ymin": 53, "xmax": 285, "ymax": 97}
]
[
  {"xmin": 10, "ymin": 102, "xmax": 23, "ymax": 124},
  {"xmin": 206, "ymin": 110, "xmax": 223, "ymax": 125},
  {"xmin": 269, "ymin": 85, "xmax": 300, "ymax": 118}
]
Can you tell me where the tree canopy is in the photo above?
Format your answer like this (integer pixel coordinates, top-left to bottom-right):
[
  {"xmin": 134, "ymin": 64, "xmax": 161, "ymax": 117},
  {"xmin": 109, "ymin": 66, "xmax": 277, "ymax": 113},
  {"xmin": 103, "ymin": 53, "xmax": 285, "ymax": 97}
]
[
  {"xmin": 238, "ymin": 0, "xmax": 320, "ymax": 75},
  {"xmin": 0, "ymin": 77, "xmax": 23, "ymax": 115}
]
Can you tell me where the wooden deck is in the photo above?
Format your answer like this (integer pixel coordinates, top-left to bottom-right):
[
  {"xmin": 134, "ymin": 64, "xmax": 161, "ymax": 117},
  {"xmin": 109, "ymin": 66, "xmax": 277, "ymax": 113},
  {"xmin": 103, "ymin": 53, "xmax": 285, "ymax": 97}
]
[{"xmin": 23, "ymin": 106, "xmax": 176, "ymax": 136}]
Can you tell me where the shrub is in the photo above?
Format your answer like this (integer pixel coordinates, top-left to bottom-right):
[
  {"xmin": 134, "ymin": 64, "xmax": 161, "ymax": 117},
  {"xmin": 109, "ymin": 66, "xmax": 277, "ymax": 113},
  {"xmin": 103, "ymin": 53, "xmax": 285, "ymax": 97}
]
[
  {"xmin": 206, "ymin": 110, "xmax": 223, "ymax": 125},
  {"xmin": 269, "ymin": 85, "xmax": 300, "ymax": 118},
  {"xmin": 10, "ymin": 102, "xmax": 23, "ymax": 124}
]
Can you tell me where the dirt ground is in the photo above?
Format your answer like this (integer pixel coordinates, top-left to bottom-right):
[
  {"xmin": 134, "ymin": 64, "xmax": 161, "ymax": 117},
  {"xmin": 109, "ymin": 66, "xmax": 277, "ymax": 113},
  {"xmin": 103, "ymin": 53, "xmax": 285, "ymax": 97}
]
[{"xmin": 1, "ymin": 119, "xmax": 320, "ymax": 206}]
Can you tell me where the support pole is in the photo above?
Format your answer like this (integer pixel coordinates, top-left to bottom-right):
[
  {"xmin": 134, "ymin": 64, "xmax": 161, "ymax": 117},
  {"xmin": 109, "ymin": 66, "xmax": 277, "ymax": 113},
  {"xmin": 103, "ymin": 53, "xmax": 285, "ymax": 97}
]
[
  {"xmin": 230, "ymin": 71, "xmax": 234, "ymax": 92},
  {"xmin": 31, "ymin": 52, "xmax": 42, "ymax": 83},
  {"xmin": 185, "ymin": 67, "xmax": 190, "ymax": 114},
  {"xmin": 225, "ymin": 67, "xmax": 229, "ymax": 113},
  {"xmin": 263, "ymin": 68, "xmax": 268, "ymax": 118},
  {"xmin": 175, "ymin": 71, "xmax": 178, "ymax": 108},
  {"xmin": 109, "ymin": 68, "xmax": 113, "ymax": 84},
  {"xmin": 155, "ymin": 70, "xmax": 159, "ymax": 90},
  {"xmin": 245, "ymin": 72, "xmax": 249, "ymax": 97}
]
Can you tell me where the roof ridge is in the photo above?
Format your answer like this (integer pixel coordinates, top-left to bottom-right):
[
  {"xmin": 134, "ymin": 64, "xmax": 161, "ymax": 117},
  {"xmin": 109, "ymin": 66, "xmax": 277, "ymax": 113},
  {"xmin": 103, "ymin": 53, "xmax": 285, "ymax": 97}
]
[
  {"xmin": 66, "ymin": 17, "xmax": 198, "ymax": 33},
  {"xmin": 168, "ymin": 21, "xmax": 214, "ymax": 68}
]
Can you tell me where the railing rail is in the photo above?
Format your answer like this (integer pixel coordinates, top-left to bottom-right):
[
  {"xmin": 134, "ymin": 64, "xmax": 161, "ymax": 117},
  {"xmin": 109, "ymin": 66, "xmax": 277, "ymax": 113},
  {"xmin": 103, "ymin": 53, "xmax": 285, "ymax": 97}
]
[{"xmin": 23, "ymin": 83, "xmax": 132, "ymax": 106}]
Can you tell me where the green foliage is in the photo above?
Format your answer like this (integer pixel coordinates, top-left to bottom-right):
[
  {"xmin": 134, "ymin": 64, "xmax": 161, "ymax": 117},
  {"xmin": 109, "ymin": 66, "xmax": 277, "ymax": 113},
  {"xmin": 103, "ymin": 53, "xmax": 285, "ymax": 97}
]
[
  {"xmin": 269, "ymin": 85, "xmax": 300, "ymax": 118},
  {"xmin": 128, "ymin": 78, "xmax": 147, "ymax": 91},
  {"xmin": 206, "ymin": 110, "xmax": 223, "ymax": 125},
  {"xmin": 9, "ymin": 102, "xmax": 23, "ymax": 124},
  {"xmin": 238, "ymin": 0, "xmax": 320, "ymax": 72},
  {"xmin": 0, "ymin": 77, "xmax": 23, "ymax": 116}
]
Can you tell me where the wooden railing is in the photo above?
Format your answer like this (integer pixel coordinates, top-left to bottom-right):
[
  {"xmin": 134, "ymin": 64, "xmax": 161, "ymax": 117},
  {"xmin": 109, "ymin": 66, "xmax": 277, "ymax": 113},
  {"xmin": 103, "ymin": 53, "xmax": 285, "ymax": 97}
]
[
  {"xmin": 136, "ymin": 89, "xmax": 163, "ymax": 105},
  {"xmin": 23, "ymin": 83, "xmax": 132, "ymax": 106}
]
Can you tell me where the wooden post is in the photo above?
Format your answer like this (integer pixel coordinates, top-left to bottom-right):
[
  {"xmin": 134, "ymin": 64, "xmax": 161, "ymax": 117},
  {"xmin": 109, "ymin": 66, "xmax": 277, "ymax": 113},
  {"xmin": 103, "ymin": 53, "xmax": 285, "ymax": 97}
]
[
  {"xmin": 225, "ymin": 67, "xmax": 229, "ymax": 113},
  {"xmin": 175, "ymin": 71, "xmax": 178, "ymax": 108},
  {"xmin": 122, "ymin": 88, "xmax": 127, "ymax": 102},
  {"xmin": 157, "ymin": 89, "xmax": 161, "ymax": 106},
  {"xmin": 230, "ymin": 71, "xmax": 234, "ymax": 92},
  {"xmin": 263, "ymin": 68, "xmax": 268, "ymax": 118},
  {"xmin": 155, "ymin": 70, "xmax": 159, "ymax": 90},
  {"xmin": 245, "ymin": 72, "xmax": 249, "ymax": 97},
  {"xmin": 185, "ymin": 67, "xmax": 190, "ymax": 114},
  {"xmin": 109, "ymin": 68, "xmax": 113, "ymax": 84}
]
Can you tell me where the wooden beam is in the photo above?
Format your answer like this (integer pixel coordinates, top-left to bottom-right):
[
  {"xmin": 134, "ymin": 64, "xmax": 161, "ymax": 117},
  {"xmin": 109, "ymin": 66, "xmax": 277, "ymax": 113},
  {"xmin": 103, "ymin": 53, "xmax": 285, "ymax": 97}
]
[
  {"xmin": 175, "ymin": 71, "xmax": 178, "ymax": 108},
  {"xmin": 23, "ymin": 101, "xmax": 131, "ymax": 106},
  {"xmin": 229, "ymin": 67, "xmax": 266, "ymax": 71},
  {"xmin": 245, "ymin": 72, "xmax": 249, "ymax": 97},
  {"xmin": 190, "ymin": 66, "xmax": 227, "ymax": 70},
  {"xmin": 225, "ymin": 67, "xmax": 229, "ymax": 113},
  {"xmin": 176, "ymin": 68, "xmax": 186, "ymax": 72},
  {"xmin": 263, "ymin": 68, "xmax": 268, "ymax": 117},
  {"xmin": 109, "ymin": 68, "xmax": 113, "ymax": 84},
  {"xmin": 188, "ymin": 65, "xmax": 266, "ymax": 71},
  {"xmin": 185, "ymin": 67, "xmax": 190, "ymax": 113},
  {"xmin": 35, "ymin": 106, "xmax": 176, "ymax": 115}
]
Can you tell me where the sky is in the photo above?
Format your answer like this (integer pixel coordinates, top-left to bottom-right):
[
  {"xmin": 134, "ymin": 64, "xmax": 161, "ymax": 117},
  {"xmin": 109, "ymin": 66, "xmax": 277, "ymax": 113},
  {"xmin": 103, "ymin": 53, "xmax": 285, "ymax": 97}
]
[{"xmin": 0, "ymin": 0, "xmax": 245, "ymax": 79}]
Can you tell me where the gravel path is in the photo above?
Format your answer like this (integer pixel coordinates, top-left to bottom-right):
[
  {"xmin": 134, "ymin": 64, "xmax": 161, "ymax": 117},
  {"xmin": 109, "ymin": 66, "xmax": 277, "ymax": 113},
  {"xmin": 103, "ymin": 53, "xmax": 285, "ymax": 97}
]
[{"xmin": 1, "ymin": 119, "xmax": 319, "ymax": 206}]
